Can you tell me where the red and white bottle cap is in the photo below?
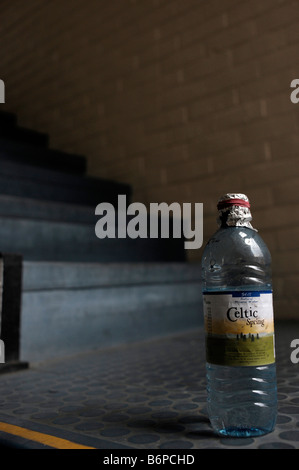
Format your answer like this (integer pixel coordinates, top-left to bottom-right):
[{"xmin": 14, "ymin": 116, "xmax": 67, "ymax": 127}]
[
  {"xmin": 217, "ymin": 193, "xmax": 255, "ymax": 229},
  {"xmin": 217, "ymin": 193, "xmax": 250, "ymax": 211}
]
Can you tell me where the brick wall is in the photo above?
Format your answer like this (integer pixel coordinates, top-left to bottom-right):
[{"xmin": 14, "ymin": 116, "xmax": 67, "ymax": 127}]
[{"xmin": 1, "ymin": 0, "xmax": 299, "ymax": 318}]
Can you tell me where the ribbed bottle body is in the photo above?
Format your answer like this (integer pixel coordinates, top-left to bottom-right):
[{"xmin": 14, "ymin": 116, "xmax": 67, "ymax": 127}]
[
  {"xmin": 205, "ymin": 362, "xmax": 277, "ymax": 437},
  {"xmin": 202, "ymin": 226, "xmax": 277, "ymax": 437}
]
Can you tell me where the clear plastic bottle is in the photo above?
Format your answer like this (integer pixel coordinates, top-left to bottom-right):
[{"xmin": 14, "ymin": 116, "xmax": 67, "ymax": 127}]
[{"xmin": 201, "ymin": 193, "xmax": 277, "ymax": 437}]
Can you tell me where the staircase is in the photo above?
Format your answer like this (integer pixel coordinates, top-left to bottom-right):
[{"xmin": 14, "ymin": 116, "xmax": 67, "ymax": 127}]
[{"xmin": 0, "ymin": 110, "xmax": 202, "ymax": 363}]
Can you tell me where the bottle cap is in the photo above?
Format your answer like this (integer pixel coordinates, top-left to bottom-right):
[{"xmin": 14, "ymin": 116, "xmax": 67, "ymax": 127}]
[
  {"xmin": 217, "ymin": 194, "xmax": 250, "ymax": 210},
  {"xmin": 217, "ymin": 193, "xmax": 255, "ymax": 230}
]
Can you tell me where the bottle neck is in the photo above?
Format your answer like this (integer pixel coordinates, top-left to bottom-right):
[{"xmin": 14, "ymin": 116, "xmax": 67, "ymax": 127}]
[{"xmin": 217, "ymin": 205, "xmax": 256, "ymax": 230}]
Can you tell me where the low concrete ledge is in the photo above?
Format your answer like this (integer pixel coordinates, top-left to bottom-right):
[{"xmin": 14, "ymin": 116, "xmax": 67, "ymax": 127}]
[{"xmin": 20, "ymin": 262, "xmax": 202, "ymax": 363}]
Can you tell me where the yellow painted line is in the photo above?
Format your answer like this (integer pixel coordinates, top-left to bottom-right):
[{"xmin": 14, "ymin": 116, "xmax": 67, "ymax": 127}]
[{"xmin": 0, "ymin": 421, "xmax": 95, "ymax": 449}]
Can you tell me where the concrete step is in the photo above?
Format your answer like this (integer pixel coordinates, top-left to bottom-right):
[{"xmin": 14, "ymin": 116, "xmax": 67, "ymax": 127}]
[
  {"xmin": 0, "ymin": 160, "xmax": 131, "ymax": 207},
  {"xmin": 0, "ymin": 195, "xmax": 185, "ymax": 262},
  {"xmin": 0, "ymin": 110, "xmax": 86, "ymax": 172},
  {"xmin": 0, "ymin": 127, "xmax": 49, "ymax": 148},
  {"xmin": 0, "ymin": 138, "xmax": 87, "ymax": 174},
  {"xmin": 20, "ymin": 261, "xmax": 202, "ymax": 362}
]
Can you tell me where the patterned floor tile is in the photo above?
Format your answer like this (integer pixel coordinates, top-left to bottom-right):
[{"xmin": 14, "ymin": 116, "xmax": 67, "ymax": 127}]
[{"xmin": 0, "ymin": 321, "xmax": 298, "ymax": 449}]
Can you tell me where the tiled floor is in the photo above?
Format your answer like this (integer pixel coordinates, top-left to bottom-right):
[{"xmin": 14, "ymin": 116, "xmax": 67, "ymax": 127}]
[{"xmin": 0, "ymin": 321, "xmax": 298, "ymax": 449}]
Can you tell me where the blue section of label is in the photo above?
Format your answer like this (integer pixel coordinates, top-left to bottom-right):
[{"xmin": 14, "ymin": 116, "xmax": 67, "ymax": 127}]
[{"xmin": 203, "ymin": 290, "xmax": 272, "ymax": 297}]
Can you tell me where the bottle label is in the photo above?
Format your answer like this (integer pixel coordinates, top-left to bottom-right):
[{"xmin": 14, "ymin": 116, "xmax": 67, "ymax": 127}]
[{"xmin": 203, "ymin": 291, "xmax": 275, "ymax": 366}]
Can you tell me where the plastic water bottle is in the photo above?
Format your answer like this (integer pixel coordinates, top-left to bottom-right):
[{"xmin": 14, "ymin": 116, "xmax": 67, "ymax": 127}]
[{"xmin": 201, "ymin": 193, "xmax": 277, "ymax": 437}]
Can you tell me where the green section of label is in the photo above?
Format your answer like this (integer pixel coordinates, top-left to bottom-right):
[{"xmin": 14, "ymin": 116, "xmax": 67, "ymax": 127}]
[{"xmin": 206, "ymin": 334, "xmax": 275, "ymax": 367}]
